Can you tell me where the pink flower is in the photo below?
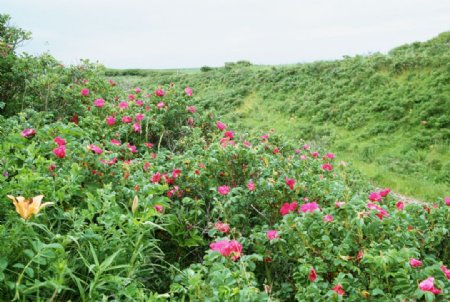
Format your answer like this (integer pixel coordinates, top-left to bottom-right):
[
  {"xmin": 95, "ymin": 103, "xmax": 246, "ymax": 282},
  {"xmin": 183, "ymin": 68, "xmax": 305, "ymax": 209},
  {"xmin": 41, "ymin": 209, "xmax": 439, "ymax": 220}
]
[
  {"xmin": 93, "ymin": 98, "xmax": 105, "ymax": 108},
  {"xmin": 157, "ymin": 102, "xmax": 165, "ymax": 109},
  {"xmin": 380, "ymin": 188, "xmax": 391, "ymax": 197},
  {"xmin": 266, "ymin": 230, "xmax": 279, "ymax": 240},
  {"xmin": 326, "ymin": 153, "xmax": 335, "ymax": 159},
  {"xmin": 53, "ymin": 137, "xmax": 66, "ymax": 146},
  {"xmin": 143, "ymin": 162, "xmax": 151, "ymax": 171},
  {"xmin": 134, "ymin": 87, "xmax": 142, "ymax": 93},
  {"xmin": 332, "ymin": 284, "xmax": 345, "ymax": 296},
  {"xmin": 285, "ymin": 177, "xmax": 296, "ymax": 190},
  {"xmin": 218, "ymin": 185, "xmax": 230, "ymax": 195},
  {"xmin": 410, "ymin": 258, "xmax": 423, "ymax": 268},
  {"xmin": 135, "ymin": 113, "xmax": 144, "ymax": 121},
  {"xmin": 324, "ymin": 214, "xmax": 334, "ymax": 222},
  {"xmin": 247, "ymin": 181, "xmax": 255, "ymax": 191},
  {"xmin": 81, "ymin": 88, "xmax": 89, "ymax": 96},
  {"xmin": 127, "ymin": 143, "xmax": 138, "ymax": 153},
  {"xmin": 322, "ymin": 163, "xmax": 333, "ymax": 171},
  {"xmin": 273, "ymin": 146, "xmax": 279, "ymax": 154},
  {"xmin": 216, "ymin": 121, "xmax": 227, "ymax": 131},
  {"xmin": 110, "ymin": 139, "xmax": 121, "ymax": 146},
  {"xmin": 260, "ymin": 133, "xmax": 269, "ymax": 139},
  {"xmin": 243, "ymin": 141, "xmax": 251, "ymax": 148},
  {"xmin": 106, "ymin": 116, "xmax": 116, "ymax": 126},
  {"xmin": 440, "ymin": 265, "xmax": 450, "ymax": 280},
  {"xmin": 369, "ymin": 191, "xmax": 382, "ymax": 202},
  {"xmin": 367, "ymin": 202, "xmax": 389, "ymax": 220},
  {"xmin": 309, "ymin": 268, "xmax": 317, "ymax": 282},
  {"xmin": 335, "ymin": 201, "xmax": 345, "ymax": 208},
  {"xmin": 214, "ymin": 221, "xmax": 230, "ymax": 233},
  {"xmin": 135, "ymin": 99, "xmax": 144, "ymax": 106},
  {"xmin": 418, "ymin": 277, "xmax": 442, "ymax": 294},
  {"xmin": 224, "ymin": 131, "xmax": 234, "ymax": 139},
  {"xmin": 155, "ymin": 89, "xmax": 165, "ymax": 97},
  {"xmin": 300, "ymin": 202, "xmax": 319, "ymax": 213},
  {"xmin": 118, "ymin": 101, "xmax": 129, "ymax": 109},
  {"xmin": 88, "ymin": 144, "xmax": 103, "ymax": 154},
  {"xmin": 187, "ymin": 106, "xmax": 197, "ymax": 113},
  {"xmin": 445, "ymin": 196, "xmax": 450, "ymax": 206},
  {"xmin": 128, "ymin": 94, "xmax": 135, "ymax": 101},
  {"xmin": 172, "ymin": 169, "xmax": 182, "ymax": 179},
  {"xmin": 52, "ymin": 145, "xmax": 66, "ymax": 158},
  {"xmin": 100, "ymin": 157, "xmax": 117, "ymax": 166},
  {"xmin": 396, "ymin": 201, "xmax": 405, "ymax": 210},
  {"xmin": 133, "ymin": 122, "xmax": 141, "ymax": 133},
  {"xmin": 300, "ymin": 155, "xmax": 307, "ymax": 160},
  {"xmin": 144, "ymin": 142, "xmax": 153, "ymax": 148},
  {"xmin": 122, "ymin": 116, "xmax": 132, "ymax": 123},
  {"xmin": 210, "ymin": 239, "xmax": 242, "ymax": 260},
  {"xmin": 21, "ymin": 128, "xmax": 36, "ymax": 138},
  {"xmin": 185, "ymin": 87, "xmax": 193, "ymax": 96},
  {"xmin": 154, "ymin": 205, "xmax": 163, "ymax": 213},
  {"xmin": 303, "ymin": 144, "xmax": 310, "ymax": 150},
  {"xmin": 280, "ymin": 201, "xmax": 298, "ymax": 216},
  {"xmin": 311, "ymin": 151, "xmax": 319, "ymax": 158},
  {"xmin": 151, "ymin": 172, "xmax": 161, "ymax": 184}
]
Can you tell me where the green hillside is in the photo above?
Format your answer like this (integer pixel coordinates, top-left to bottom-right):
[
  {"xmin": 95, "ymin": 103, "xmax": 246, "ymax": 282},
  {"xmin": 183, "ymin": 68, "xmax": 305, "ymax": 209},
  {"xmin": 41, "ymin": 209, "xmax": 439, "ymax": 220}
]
[{"xmin": 108, "ymin": 32, "xmax": 450, "ymax": 200}]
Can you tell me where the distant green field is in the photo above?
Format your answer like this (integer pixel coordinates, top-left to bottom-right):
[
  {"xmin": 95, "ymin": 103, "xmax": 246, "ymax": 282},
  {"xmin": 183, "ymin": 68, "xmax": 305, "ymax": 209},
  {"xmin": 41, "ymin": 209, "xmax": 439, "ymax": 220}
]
[{"xmin": 109, "ymin": 32, "xmax": 450, "ymax": 200}]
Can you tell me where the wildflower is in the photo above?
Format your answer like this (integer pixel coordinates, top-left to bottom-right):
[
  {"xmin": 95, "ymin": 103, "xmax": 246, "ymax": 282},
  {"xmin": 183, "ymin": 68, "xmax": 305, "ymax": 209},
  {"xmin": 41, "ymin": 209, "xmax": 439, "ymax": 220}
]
[
  {"xmin": 127, "ymin": 143, "xmax": 137, "ymax": 153},
  {"xmin": 309, "ymin": 268, "xmax": 317, "ymax": 282},
  {"xmin": 445, "ymin": 196, "xmax": 450, "ymax": 206},
  {"xmin": 118, "ymin": 101, "xmax": 128, "ymax": 109},
  {"xmin": 224, "ymin": 131, "xmax": 234, "ymax": 139},
  {"xmin": 260, "ymin": 133, "xmax": 269, "ymax": 139},
  {"xmin": 135, "ymin": 113, "xmax": 144, "ymax": 121},
  {"xmin": 110, "ymin": 139, "xmax": 121, "ymax": 146},
  {"xmin": 266, "ymin": 230, "xmax": 279, "ymax": 240},
  {"xmin": 440, "ymin": 265, "xmax": 450, "ymax": 279},
  {"xmin": 280, "ymin": 201, "xmax": 298, "ymax": 216},
  {"xmin": 243, "ymin": 141, "xmax": 251, "ymax": 148},
  {"xmin": 52, "ymin": 145, "xmax": 66, "ymax": 158},
  {"xmin": 247, "ymin": 181, "xmax": 255, "ymax": 191},
  {"xmin": 87, "ymin": 144, "xmax": 103, "ymax": 154},
  {"xmin": 157, "ymin": 102, "xmax": 165, "ymax": 109},
  {"xmin": 410, "ymin": 258, "xmax": 423, "ymax": 268},
  {"xmin": 144, "ymin": 142, "xmax": 153, "ymax": 148},
  {"xmin": 106, "ymin": 116, "xmax": 116, "ymax": 126},
  {"xmin": 185, "ymin": 87, "xmax": 193, "ymax": 96},
  {"xmin": 324, "ymin": 214, "xmax": 334, "ymax": 222},
  {"xmin": 303, "ymin": 144, "xmax": 310, "ymax": 150},
  {"xmin": 122, "ymin": 116, "xmax": 132, "ymax": 123},
  {"xmin": 21, "ymin": 128, "xmax": 36, "ymax": 138},
  {"xmin": 300, "ymin": 202, "xmax": 319, "ymax": 213},
  {"xmin": 335, "ymin": 201, "xmax": 345, "ymax": 208},
  {"xmin": 322, "ymin": 163, "xmax": 333, "ymax": 171},
  {"xmin": 172, "ymin": 169, "xmax": 182, "ymax": 179},
  {"xmin": 369, "ymin": 191, "xmax": 382, "ymax": 202},
  {"xmin": 273, "ymin": 146, "xmax": 279, "ymax": 154},
  {"xmin": 216, "ymin": 121, "xmax": 227, "ymax": 131},
  {"xmin": 155, "ymin": 89, "xmax": 165, "ymax": 97},
  {"xmin": 326, "ymin": 153, "xmax": 335, "ymax": 159},
  {"xmin": 133, "ymin": 122, "xmax": 141, "ymax": 133},
  {"xmin": 218, "ymin": 185, "xmax": 230, "ymax": 195},
  {"xmin": 210, "ymin": 239, "xmax": 242, "ymax": 260},
  {"xmin": 53, "ymin": 137, "xmax": 66, "ymax": 146},
  {"xmin": 396, "ymin": 201, "xmax": 405, "ymax": 210},
  {"xmin": 380, "ymin": 188, "xmax": 391, "ymax": 197},
  {"xmin": 154, "ymin": 205, "xmax": 163, "ymax": 213},
  {"xmin": 285, "ymin": 177, "xmax": 296, "ymax": 190},
  {"xmin": 214, "ymin": 221, "xmax": 230, "ymax": 233},
  {"xmin": 311, "ymin": 151, "xmax": 319, "ymax": 158},
  {"xmin": 187, "ymin": 106, "xmax": 197, "ymax": 113},
  {"xmin": 151, "ymin": 172, "xmax": 161, "ymax": 184},
  {"xmin": 7, "ymin": 195, "xmax": 53, "ymax": 220},
  {"xmin": 332, "ymin": 284, "xmax": 345, "ymax": 296},
  {"xmin": 367, "ymin": 202, "xmax": 389, "ymax": 220},
  {"xmin": 93, "ymin": 98, "xmax": 105, "ymax": 107},
  {"xmin": 135, "ymin": 99, "xmax": 144, "ymax": 106},
  {"xmin": 300, "ymin": 155, "xmax": 307, "ymax": 160},
  {"xmin": 418, "ymin": 277, "xmax": 441, "ymax": 294},
  {"xmin": 134, "ymin": 87, "xmax": 141, "ymax": 93},
  {"xmin": 81, "ymin": 88, "xmax": 89, "ymax": 96}
]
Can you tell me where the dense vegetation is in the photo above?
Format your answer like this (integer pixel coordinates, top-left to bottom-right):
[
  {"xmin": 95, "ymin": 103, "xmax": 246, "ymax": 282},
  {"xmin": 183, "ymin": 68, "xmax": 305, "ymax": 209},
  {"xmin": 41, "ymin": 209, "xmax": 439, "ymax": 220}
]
[
  {"xmin": 108, "ymin": 33, "xmax": 450, "ymax": 200},
  {"xmin": 1, "ymin": 14, "xmax": 449, "ymax": 301}
]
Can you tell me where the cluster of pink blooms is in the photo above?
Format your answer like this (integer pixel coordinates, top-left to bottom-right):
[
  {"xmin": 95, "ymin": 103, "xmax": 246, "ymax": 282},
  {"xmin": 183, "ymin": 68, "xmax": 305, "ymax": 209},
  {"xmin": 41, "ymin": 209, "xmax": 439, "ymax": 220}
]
[
  {"xmin": 214, "ymin": 221, "xmax": 230, "ymax": 233},
  {"xmin": 52, "ymin": 136, "xmax": 67, "ymax": 158},
  {"xmin": 21, "ymin": 128, "xmax": 36, "ymax": 138},
  {"xmin": 368, "ymin": 188, "xmax": 391, "ymax": 202},
  {"xmin": 210, "ymin": 239, "xmax": 243, "ymax": 260}
]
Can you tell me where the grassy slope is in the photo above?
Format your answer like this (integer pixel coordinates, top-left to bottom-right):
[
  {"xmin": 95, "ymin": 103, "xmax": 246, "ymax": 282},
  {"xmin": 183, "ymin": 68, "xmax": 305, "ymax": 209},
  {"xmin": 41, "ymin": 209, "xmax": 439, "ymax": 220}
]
[{"xmin": 107, "ymin": 32, "xmax": 450, "ymax": 200}]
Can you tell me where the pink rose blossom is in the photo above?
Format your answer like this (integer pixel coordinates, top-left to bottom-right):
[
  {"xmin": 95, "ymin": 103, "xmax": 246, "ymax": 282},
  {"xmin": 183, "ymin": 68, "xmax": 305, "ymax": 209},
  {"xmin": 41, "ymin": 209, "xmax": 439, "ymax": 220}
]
[
  {"xmin": 243, "ymin": 141, "xmax": 251, "ymax": 148},
  {"xmin": 260, "ymin": 133, "xmax": 269, "ymax": 139},
  {"xmin": 21, "ymin": 128, "xmax": 36, "ymax": 138},
  {"xmin": 81, "ymin": 88, "xmax": 89, "ymax": 96},
  {"xmin": 335, "ymin": 201, "xmax": 345, "ymax": 208},
  {"xmin": 145, "ymin": 142, "xmax": 154, "ymax": 148},
  {"xmin": 187, "ymin": 106, "xmax": 197, "ymax": 113},
  {"xmin": 133, "ymin": 122, "xmax": 141, "ymax": 133},
  {"xmin": 303, "ymin": 144, "xmax": 310, "ymax": 150},
  {"xmin": 135, "ymin": 99, "xmax": 144, "ymax": 106},
  {"xmin": 280, "ymin": 201, "xmax": 298, "ymax": 216},
  {"xmin": 309, "ymin": 268, "xmax": 317, "ymax": 282},
  {"xmin": 380, "ymin": 188, "xmax": 391, "ymax": 197},
  {"xmin": 218, "ymin": 185, "xmax": 230, "ymax": 195},
  {"xmin": 216, "ymin": 121, "xmax": 227, "ymax": 131},
  {"xmin": 127, "ymin": 143, "xmax": 137, "ymax": 153},
  {"xmin": 300, "ymin": 202, "xmax": 319, "ymax": 213},
  {"xmin": 410, "ymin": 258, "xmax": 423, "ymax": 268},
  {"xmin": 122, "ymin": 116, "xmax": 132, "ymax": 123},
  {"xmin": 300, "ymin": 155, "xmax": 307, "ymax": 160},
  {"xmin": 324, "ymin": 214, "xmax": 334, "ymax": 222},
  {"xmin": 118, "ymin": 101, "xmax": 129, "ymax": 109},
  {"xmin": 106, "ymin": 116, "xmax": 116, "ymax": 126},
  {"xmin": 224, "ymin": 131, "xmax": 234, "ymax": 139},
  {"xmin": 93, "ymin": 98, "xmax": 105, "ymax": 108},
  {"xmin": 135, "ymin": 113, "xmax": 144, "ymax": 121},
  {"xmin": 285, "ymin": 177, "xmax": 296, "ymax": 190},
  {"xmin": 326, "ymin": 153, "xmax": 335, "ymax": 159},
  {"xmin": 396, "ymin": 201, "xmax": 405, "ymax": 210},
  {"xmin": 157, "ymin": 102, "xmax": 165, "ymax": 109},
  {"xmin": 418, "ymin": 277, "xmax": 441, "ymax": 294},
  {"xmin": 154, "ymin": 205, "xmax": 163, "ymax": 213},
  {"xmin": 155, "ymin": 89, "xmax": 165, "ymax": 97},
  {"xmin": 445, "ymin": 196, "xmax": 450, "ymax": 206},
  {"xmin": 266, "ymin": 230, "xmax": 279, "ymax": 240},
  {"xmin": 88, "ymin": 144, "xmax": 103, "ymax": 154},
  {"xmin": 332, "ymin": 284, "xmax": 345, "ymax": 296},
  {"xmin": 369, "ymin": 191, "xmax": 382, "ymax": 202},
  {"xmin": 185, "ymin": 87, "xmax": 193, "ymax": 96},
  {"xmin": 151, "ymin": 172, "xmax": 162, "ymax": 184},
  {"xmin": 440, "ymin": 265, "xmax": 450, "ymax": 280},
  {"xmin": 52, "ymin": 145, "xmax": 66, "ymax": 158},
  {"xmin": 54, "ymin": 137, "xmax": 66, "ymax": 146},
  {"xmin": 210, "ymin": 239, "xmax": 242, "ymax": 260},
  {"xmin": 247, "ymin": 181, "xmax": 255, "ymax": 191},
  {"xmin": 214, "ymin": 221, "xmax": 230, "ymax": 233},
  {"xmin": 322, "ymin": 163, "xmax": 333, "ymax": 171},
  {"xmin": 311, "ymin": 151, "xmax": 319, "ymax": 158},
  {"xmin": 367, "ymin": 202, "xmax": 389, "ymax": 220},
  {"xmin": 110, "ymin": 139, "xmax": 121, "ymax": 146},
  {"xmin": 134, "ymin": 87, "xmax": 142, "ymax": 93}
]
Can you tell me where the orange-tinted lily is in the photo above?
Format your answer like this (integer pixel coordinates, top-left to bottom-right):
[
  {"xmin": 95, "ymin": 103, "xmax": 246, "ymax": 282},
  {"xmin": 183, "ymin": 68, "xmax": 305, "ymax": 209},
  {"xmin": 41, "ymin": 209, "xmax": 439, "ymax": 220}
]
[{"xmin": 7, "ymin": 195, "xmax": 53, "ymax": 220}]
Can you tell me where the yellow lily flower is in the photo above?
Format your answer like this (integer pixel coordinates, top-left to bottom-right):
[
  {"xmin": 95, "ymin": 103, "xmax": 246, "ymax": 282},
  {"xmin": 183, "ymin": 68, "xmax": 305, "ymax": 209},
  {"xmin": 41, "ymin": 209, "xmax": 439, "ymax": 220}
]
[{"xmin": 7, "ymin": 195, "xmax": 54, "ymax": 220}]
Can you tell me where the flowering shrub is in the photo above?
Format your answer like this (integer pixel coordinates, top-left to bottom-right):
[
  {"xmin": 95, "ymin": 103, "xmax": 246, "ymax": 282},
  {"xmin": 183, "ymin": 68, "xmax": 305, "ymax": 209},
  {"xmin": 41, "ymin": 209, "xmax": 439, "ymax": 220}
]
[{"xmin": 0, "ymin": 75, "xmax": 448, "ymax": 301}]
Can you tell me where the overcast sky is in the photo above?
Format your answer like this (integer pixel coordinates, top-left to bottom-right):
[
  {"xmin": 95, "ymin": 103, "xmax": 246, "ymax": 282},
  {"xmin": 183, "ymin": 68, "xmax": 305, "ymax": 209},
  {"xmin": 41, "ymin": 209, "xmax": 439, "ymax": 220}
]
[{"xmin": 2, "ymin": 0, "xmax": 449, "ymax": 69}]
